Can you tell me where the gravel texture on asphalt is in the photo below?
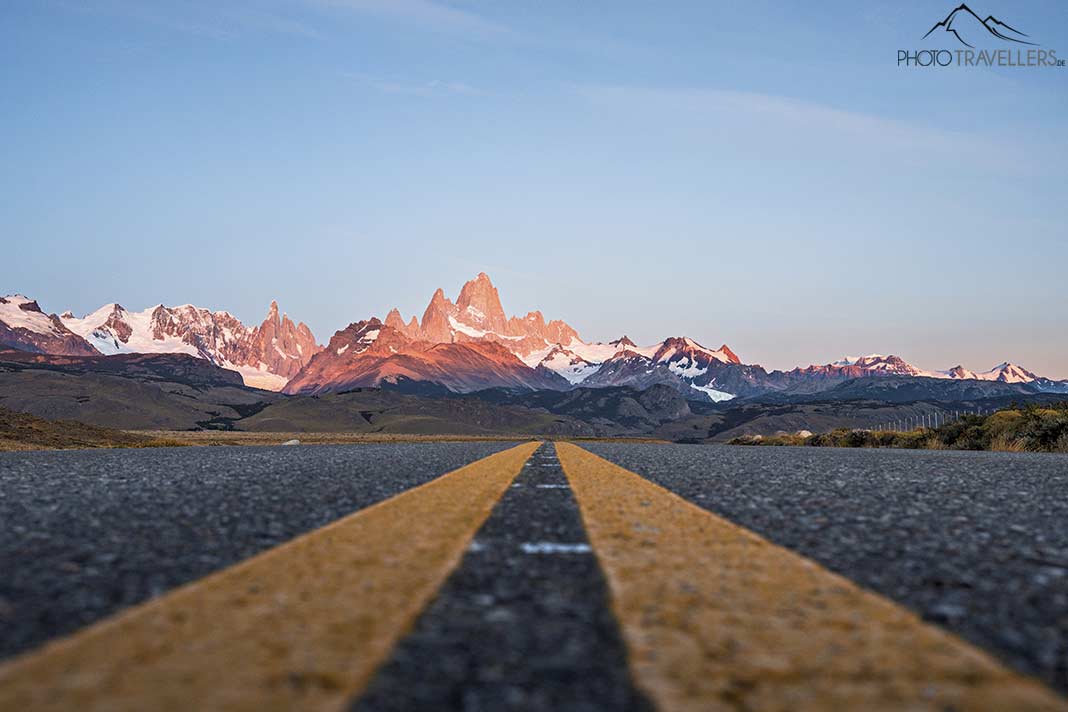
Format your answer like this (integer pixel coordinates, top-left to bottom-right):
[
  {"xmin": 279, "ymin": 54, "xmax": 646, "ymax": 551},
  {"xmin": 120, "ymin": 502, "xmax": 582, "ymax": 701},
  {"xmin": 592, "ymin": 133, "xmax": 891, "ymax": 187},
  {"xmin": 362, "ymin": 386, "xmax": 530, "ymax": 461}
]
[
  {"xmin": 0, "ymin": 442, "xmax": 516, "ymax": 661},
  {"xmin": 352, "ymin": 444, "xmax": 653, "ymax": 712},
  {"xmin": 581, "ymin": 442, "xmax": 1068, "ymax": 694}
]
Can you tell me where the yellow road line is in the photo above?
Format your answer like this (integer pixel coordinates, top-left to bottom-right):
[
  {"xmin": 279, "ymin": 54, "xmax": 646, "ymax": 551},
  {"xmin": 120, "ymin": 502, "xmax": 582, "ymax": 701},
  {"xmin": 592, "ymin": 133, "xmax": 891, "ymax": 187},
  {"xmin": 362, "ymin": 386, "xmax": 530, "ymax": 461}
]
[
  {"xmin": 0, "ymin": 441, "xmax": 540, "ymax": 712},
  {"xmin": 555, "ymin": 442, "xmax": 1068, "ymax": 712}
]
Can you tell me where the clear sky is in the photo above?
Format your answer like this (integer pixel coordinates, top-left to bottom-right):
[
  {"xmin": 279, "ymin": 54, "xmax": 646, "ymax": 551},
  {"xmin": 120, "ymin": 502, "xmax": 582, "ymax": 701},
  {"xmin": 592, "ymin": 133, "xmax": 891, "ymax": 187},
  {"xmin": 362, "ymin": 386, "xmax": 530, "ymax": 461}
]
[{"xmin": 2, "ymin": 1, "xmax": 1066, "ymax": 377}]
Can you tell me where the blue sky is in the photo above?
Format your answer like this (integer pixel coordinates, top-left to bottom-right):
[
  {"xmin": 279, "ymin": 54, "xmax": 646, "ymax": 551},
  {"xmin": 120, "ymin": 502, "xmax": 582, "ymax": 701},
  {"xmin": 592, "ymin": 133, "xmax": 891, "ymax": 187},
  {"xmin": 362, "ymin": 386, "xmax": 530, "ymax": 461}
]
[{"xmin": 2, "ymin": 0, "xmax": 1066, "ymax": 377}]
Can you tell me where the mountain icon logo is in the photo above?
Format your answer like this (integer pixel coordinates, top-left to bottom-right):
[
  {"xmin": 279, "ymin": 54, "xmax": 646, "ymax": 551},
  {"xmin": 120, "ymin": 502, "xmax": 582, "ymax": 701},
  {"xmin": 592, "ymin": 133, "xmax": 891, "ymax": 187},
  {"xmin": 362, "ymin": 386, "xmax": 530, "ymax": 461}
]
[{"xmin": 923, "ymin": 4, "xmax": 1036, "ymax": 48}]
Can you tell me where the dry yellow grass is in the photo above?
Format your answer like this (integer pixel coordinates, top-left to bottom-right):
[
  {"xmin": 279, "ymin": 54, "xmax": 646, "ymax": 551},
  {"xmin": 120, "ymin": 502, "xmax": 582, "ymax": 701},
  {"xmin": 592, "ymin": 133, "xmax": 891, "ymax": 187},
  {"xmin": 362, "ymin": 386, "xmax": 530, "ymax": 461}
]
[
  {"xmin": 990, "ymin": 434, "xmax": 1029, "ymax": 452},
  {"xmin": 0, "ymin": 408, "xmax": 185, "ymax": 451}
]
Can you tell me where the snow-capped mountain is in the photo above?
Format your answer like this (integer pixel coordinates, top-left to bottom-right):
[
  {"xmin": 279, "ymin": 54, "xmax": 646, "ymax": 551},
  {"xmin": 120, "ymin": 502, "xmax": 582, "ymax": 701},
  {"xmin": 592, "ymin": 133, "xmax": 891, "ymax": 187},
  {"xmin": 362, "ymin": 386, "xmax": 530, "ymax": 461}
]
[
  {"xmin": 536, "ymin": 345, "xmax": 599, "ymax": 385},
  {"xmin": 551, "ymin": 336, "xmax": 740, "ymax": 401},
  {"xmin": 0, "ymin": 295, "xmax": 98, "ymax": 356},
  {"xmin": 830, "ymin": 354, "xmax": 924, "ymax": 376},
  {"xmin": 940, "ymin": 365, "xmax": 978, "ymax": 380},
  {"xmin": 820, "ymin": 355, "xmax": 1041, "ymax": 385},
  {"xmin": 938, "ymin": 362, "xmax": 1038, "ymax": 384},
  {"xmin": 59, "ymin": 301, "xmax": 319, "ymax": 390},
  {"xmin": 576, "ymin": 347, "xmax": 735, "ymax": 402}
]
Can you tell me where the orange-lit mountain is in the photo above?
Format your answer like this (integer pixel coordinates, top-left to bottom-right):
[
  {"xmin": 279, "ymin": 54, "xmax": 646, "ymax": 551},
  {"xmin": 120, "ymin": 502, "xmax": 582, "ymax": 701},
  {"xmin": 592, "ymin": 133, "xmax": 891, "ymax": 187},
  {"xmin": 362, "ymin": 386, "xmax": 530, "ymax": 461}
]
[
  {"xmin": 362, "ymin": 273, "xmax": 745, "ymax": 399},
  {"xmin": 282, "ymin": 319, "xmax": 568, "ymax": 395},
  {"xmin": 281, "ymin": 273, "xmax": 1067, "ymax": 400},
  {"xmin": 284, "ymin": 273, "xmax": 744, "ymax": 398},
  {"xmin": 380, "ymin": 272, "xmax": 579, "ymax": 360}
]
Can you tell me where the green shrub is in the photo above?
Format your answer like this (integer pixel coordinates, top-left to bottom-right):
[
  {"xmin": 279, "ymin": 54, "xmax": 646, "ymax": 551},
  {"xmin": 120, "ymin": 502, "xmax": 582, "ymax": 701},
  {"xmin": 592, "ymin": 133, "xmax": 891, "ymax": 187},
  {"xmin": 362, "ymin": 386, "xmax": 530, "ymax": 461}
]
[
  {"xmin": 1017, "ymin": 409, "xmax": 1068, "ymax": 451},
  {"xmin": 888, "ymin": 431, "xmax": 931, "ymax": 448},
  {"xmin": 1056, "ymin": 431, "xmax": 1068, "ymax": 454},
  {"xmin": 729, "ymin": 402, "xmax": 1068, "ymax": 453}
]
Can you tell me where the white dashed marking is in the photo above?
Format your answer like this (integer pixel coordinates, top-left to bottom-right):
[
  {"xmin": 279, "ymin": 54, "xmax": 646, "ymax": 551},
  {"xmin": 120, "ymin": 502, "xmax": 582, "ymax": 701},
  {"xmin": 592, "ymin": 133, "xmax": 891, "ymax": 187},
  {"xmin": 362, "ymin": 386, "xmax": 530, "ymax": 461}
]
[{"xmin": 520, "ymin": 542, "xmax": 592, "ymax": 555}]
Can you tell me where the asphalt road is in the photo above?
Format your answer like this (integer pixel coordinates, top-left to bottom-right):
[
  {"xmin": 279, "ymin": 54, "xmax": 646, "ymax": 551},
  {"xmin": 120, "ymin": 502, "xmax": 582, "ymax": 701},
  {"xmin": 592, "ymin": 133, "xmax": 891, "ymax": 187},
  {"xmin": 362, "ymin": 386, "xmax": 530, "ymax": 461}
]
[
  {"xmin": 352, "ymin": 443, "xmax": 652, "ymax": 712},
  {"xmin": 583, "ymin": 442, "xmax": 1068, "ymax": 693},
  {"xmin": 4, "ymin": 441, "xmax": 1068, "ymax": 706},
  {"xmin": 0, "ymin": 441, "xmax": 516, "ymax": 661}
]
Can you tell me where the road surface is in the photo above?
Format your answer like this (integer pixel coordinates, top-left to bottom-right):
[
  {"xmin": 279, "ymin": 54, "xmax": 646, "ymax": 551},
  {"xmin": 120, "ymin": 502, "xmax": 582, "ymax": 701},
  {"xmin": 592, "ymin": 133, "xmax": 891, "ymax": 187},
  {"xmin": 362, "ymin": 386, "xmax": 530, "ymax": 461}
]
[
  {"xmin": 0, "ymin": 441, "xmax": 1066, "ymax": 710},
  {"xmin": 0, "ymin": 441, "xmax": 516, "ymax": 659},
  {"xmin": 583, "ymin": 442, "xmax": 1068, "ymax": 695}
]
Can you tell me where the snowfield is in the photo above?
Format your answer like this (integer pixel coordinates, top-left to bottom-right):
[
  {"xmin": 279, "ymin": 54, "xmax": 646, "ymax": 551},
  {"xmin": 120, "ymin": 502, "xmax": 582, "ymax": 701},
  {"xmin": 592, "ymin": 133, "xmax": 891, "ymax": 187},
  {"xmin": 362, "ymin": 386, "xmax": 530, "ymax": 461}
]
[{"xmin": 0, "ymin": 296, "xmax": 69, "ymax": 336}]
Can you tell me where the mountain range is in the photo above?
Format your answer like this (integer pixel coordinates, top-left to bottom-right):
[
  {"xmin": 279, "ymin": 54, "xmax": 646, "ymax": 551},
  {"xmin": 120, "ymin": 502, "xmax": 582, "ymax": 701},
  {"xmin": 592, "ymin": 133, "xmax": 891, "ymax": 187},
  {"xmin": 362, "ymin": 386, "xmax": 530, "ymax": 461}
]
[{"xmin": 2, "ymin": 273, "xmax": 1064, "ymax": 400}]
